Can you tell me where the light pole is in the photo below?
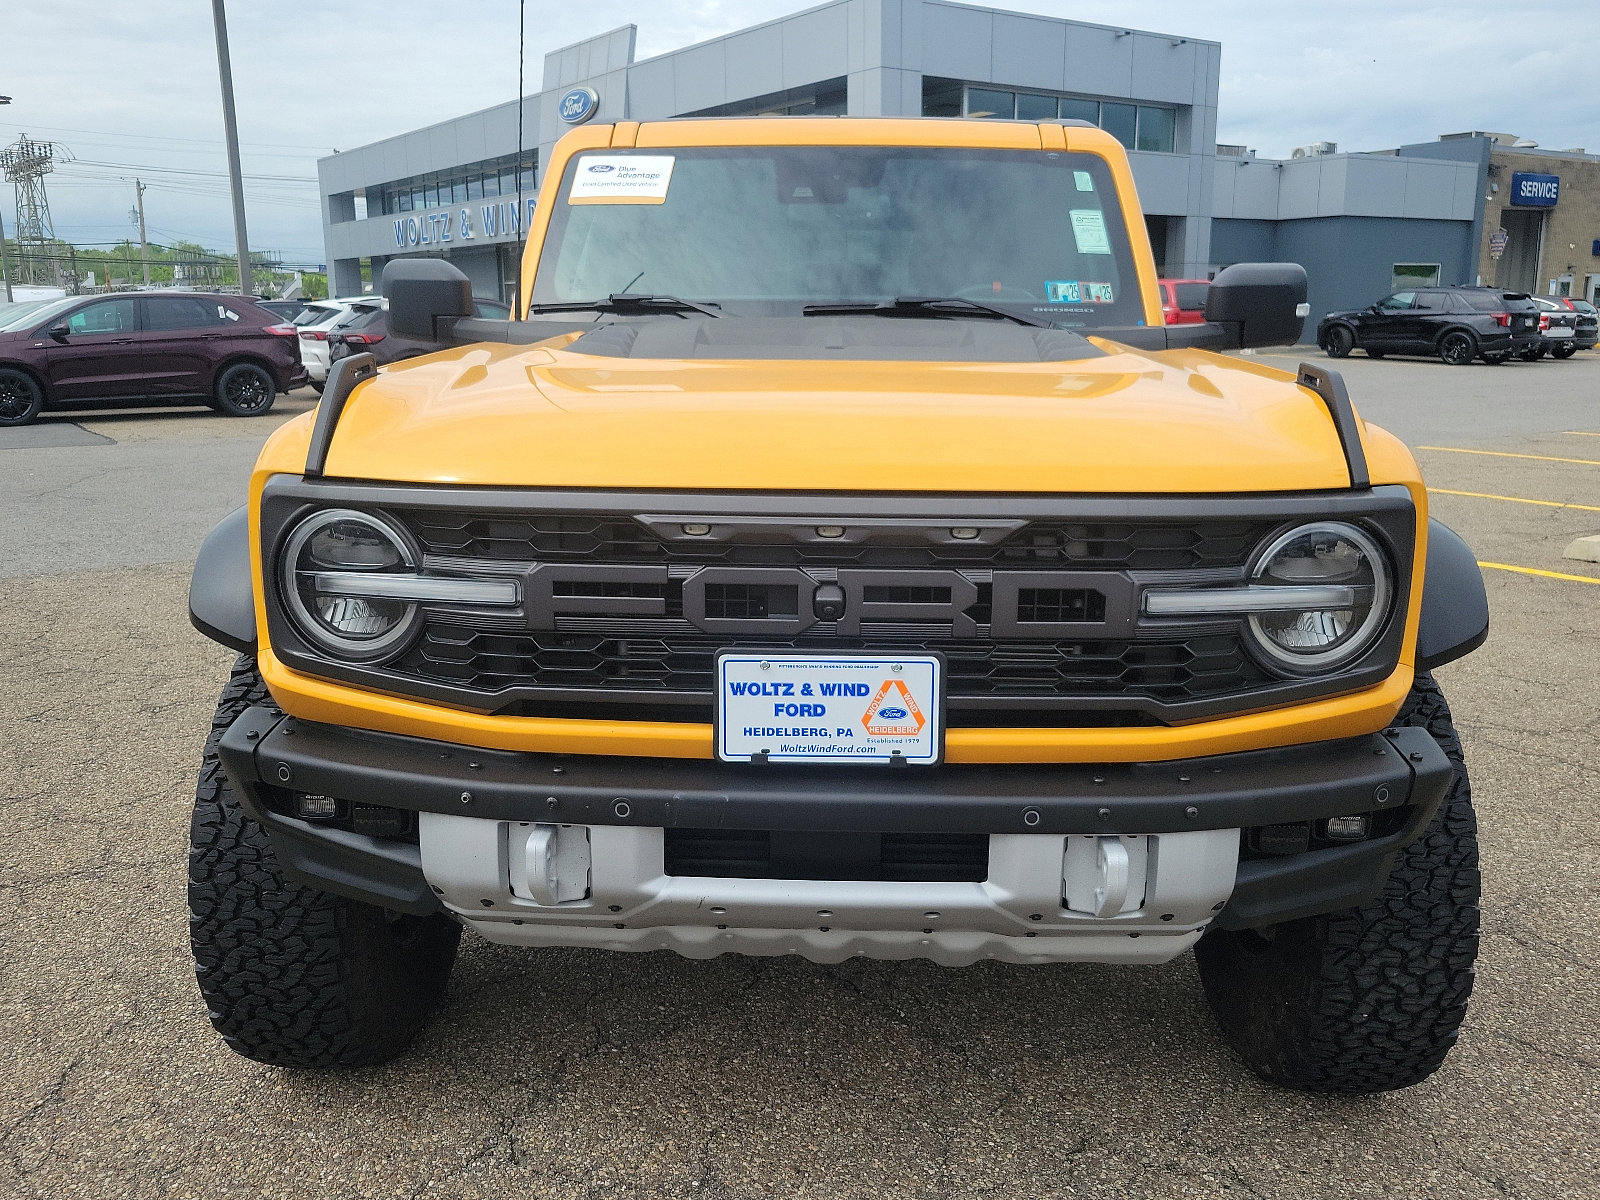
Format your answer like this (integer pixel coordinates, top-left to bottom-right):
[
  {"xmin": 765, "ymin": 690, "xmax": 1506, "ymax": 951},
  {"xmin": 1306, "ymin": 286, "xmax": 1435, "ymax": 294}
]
[
  {"xmin": 0, "ymin": 94, "xmax": 13, "ymax": 303},
  {"xmin": 210, "ymin": 2, "xmax": 251, "ymax": 296}
]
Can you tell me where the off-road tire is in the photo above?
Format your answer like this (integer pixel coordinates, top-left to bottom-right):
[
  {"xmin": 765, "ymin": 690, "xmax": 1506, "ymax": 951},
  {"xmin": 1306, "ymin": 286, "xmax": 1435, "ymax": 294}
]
[
  {"xmin": 213, "ymin": 361, "xmax": 278, "ymax": 417},
  {"xmin": 1195, "ymin": 673, "xmax": 1480, "ymax": 1094},
  {"xmin": 1551, "ymin": 344, "xmax": 1577, "ymax": 359},
  {"xmin": 1322, "ymin": 326, "xmax": 1354, "ymax": 358},
  {"xmin": 0, "ymin": 367, "xmax": 44, "ymax": 427},
  {"xmin": 188, "ymin": 655, "xmax": 461, "ymax": 1067},
  {"xmin": 1518, "ymin": 345, "xmax": 1545, "ymax": 362},
  {"xmin": 1364, "ymin": 349, "xmax": 1385, "ymax": 359}
]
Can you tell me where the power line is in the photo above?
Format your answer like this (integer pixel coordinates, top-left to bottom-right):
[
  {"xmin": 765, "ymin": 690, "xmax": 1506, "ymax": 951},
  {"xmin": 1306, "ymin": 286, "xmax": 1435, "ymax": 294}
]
[{"xmin": 0, "ymin": 119, "xmax": 330, "ymax": 154}]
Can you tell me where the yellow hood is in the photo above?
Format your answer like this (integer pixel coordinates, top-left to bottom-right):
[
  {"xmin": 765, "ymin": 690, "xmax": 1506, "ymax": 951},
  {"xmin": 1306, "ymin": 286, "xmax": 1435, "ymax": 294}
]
[{"xmin": 314, "ymin": 338, "xmax": 1358, "ymax": 493}]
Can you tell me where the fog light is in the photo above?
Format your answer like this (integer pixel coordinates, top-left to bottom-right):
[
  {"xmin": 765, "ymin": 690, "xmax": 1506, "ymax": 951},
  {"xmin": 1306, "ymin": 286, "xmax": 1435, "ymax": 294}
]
[
  {"xmin": 681, "ymin": 523, "xmax": 711, "ymax": 536},
  {"xmin": 951, "ymin": 527, "xmax": 980, "ymax": 540},
  {"xmin": 295, "ymin": 793, "xmax": 340, "ymax": 819},
  {"xmin": 1324, "ymin": 814, "xmax": 1371, "ymax": 841},
  {"xmin": 816, "ymin": 525, "xmax": 846, "ymax": 539}
]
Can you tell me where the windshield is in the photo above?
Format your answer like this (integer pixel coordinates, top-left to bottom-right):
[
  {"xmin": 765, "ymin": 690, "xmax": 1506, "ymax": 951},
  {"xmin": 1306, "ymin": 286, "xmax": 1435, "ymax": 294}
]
[
  {"xmin": 0, "ymin": 296, "xmax": 79, "ymax": 333},
  {"xmin": 531, "ymin": 145, "xmax": 1146, "ymax": 328}
]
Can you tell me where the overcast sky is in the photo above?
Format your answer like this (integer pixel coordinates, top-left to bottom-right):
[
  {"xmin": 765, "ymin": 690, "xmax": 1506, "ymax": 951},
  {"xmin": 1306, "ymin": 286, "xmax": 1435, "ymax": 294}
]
[{"xmin": 2, "ymin": 1, "xmax": 1595, "ymax": 268}]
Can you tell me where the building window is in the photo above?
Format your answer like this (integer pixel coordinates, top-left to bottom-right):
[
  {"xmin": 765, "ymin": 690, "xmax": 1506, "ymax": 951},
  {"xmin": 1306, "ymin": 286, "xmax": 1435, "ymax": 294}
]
[
  {"xmin": 1392, "ymin": 263, "xmax": 1441, "ymax": 291},
  {"xmin": 372, "ymin": 152, "xmax": 538, "ymax": 217},
  {"xmin": 1099, "ymin": 102, "xmax": 1137, "ymax": 149},
  {"xmin": 921, "ymin": 76, "xmax": 963, "ymax": 118},
  {"xmin": 1135, "ymin": 106, "xmax": 1176, "ymax": 154},
  {"xmin": 925, "ymin": 83, "xmax": 1177, "ymax": 154},
  {"xmin": 965, "ymin": 88, "xmax": 1015, "ymax": 119},
  {"xmin": 1058, "ymin": 97, "xmax": 1099, "ymax": 125},
  {"xmin": 1015, "ymin": 92, "xmax": 1058, "ymax": 121},
  {"xmin": 678, "ymin": 77, "xmax": 849, "ymax": 118}
]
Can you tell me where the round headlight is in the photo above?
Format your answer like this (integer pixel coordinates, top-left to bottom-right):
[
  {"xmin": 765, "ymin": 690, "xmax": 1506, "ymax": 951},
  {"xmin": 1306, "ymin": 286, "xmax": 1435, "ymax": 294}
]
[
  {"xmin": 1245, "ymin": 522, "xmax": 1391, "ymax": 673},
  {"xmin": 279, "ymin": 509, "xmax": 421, "ymax": 660}
]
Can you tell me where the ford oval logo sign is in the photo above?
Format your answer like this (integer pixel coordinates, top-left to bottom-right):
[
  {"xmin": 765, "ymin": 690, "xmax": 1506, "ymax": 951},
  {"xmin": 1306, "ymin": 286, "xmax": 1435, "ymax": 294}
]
[
  {"xmin": 558, "ymin": 86, "xmax": 599, "ymax": 125},
  {"xmin": 586, "ymin": 163, "xmax": 614, "ymax": 173},
  {"xmin": 877, "ymin": 706, "xmax": 909, "ymax": 720}
]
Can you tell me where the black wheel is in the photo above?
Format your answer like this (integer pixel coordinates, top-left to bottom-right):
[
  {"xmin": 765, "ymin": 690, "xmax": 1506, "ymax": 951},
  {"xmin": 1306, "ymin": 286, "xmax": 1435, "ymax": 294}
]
[
  {"xmin": 213, "ymin": 362, "xmax": 278, "ymax": 416},
  {"xmin": 1519, "ymin": 345, "xmax": 1545, "ymax": 362},
  {"xmin": 310, "ymin": 379, "xmax": 326, "ymax": 394},
  {"xmin": 188, "ymin": 656, "xmax": 461, "ymax": 1067},
  {"xmin": 1481, "ymin": 352, "xmax": 1509, "ymax": 365},
  {"xmin": 1364, "ymin": 350, "xmax": 1386, "ymax": 359},
  {"xmin": 1321, "ymin": 326, "xmax": 1354, "ymax": 358},
  {"xmin": 1195, "ymin": 673, "xmax": 1480, "ymax": 1094},
  {"xmin": 1551, "ymin": 344, "xmax": 1577, "ymax": 359},
  {"xmin": 1438, "ymin": 330, "xmax": 1476, "ymax": 365},
  {"xmin": 0, "ymin": 367, "xmax": 44, "ymax": 427}
]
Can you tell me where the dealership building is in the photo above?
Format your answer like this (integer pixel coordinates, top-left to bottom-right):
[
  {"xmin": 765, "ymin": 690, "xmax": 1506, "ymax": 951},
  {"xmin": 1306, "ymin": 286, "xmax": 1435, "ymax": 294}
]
[{"xmin": 317, "ymin": 0, "xmax": 1600, "ymax": 326}]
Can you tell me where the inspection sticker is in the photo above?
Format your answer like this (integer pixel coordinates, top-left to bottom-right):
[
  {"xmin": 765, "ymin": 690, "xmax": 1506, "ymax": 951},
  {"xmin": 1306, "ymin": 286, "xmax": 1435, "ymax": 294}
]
[
  {"xmin": 1073, "ymin": 170, "xmax": 1095, "ymax": 192},
  {"xmin": 1082, "ymin": 281, "xmax": 1115, "ymax": 303},
  {"xmin": 568, "ymin": 155, "xmax": 676, "ymax": 204},
  {"xmin": 715, "ymin": 653, "xmax": 942, "ymax": 764},
  {"xmin": 1044, "ymin": 280, "xmax": 1082, "ymax": 303},
  {"xmin": 1069, "ymin": 208, "xmax": 1112, "ymax": 255}
]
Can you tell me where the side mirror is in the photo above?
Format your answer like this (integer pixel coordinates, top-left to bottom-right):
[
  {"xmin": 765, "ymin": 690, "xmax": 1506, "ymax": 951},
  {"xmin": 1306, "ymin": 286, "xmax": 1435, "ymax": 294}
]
[
  {"xmin": 48, "ymin": 324, "xmax": 70, "ymax": 342},
  {"xmin": 382, "ymin": 258, "xmax": 472, "ymax": 340},
  {"xmin": 1203, "ymin": 262, "xmax": 1309, "ymax": 348}
]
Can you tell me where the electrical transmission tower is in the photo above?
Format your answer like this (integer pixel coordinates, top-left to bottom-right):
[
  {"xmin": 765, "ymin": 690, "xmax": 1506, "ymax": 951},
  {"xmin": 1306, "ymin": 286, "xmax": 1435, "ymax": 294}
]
[{"xmin": 0, "ymin": 135, "xmax": 58, "ymax": 285}]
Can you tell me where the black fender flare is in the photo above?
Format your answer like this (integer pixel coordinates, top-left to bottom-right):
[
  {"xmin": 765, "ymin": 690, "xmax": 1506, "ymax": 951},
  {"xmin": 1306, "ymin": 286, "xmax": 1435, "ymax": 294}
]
[
  {"xmin": 1416, "ymin": 518, "xmax": 1488, "ymax": 670},
  {"xmin": 189, "ymin": 505, "xmax": 257, "ymax": 653}
]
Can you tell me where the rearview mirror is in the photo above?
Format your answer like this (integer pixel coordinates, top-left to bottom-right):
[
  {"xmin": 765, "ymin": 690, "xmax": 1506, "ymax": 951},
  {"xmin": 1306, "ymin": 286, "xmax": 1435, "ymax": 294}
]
[
  {"xmin": 1203, "ymin": 262, "xmax": 1309, "ymax": 348},
  {"xmin": 382, "ymin": 258, "xmax": 473, "ymax": 340}
]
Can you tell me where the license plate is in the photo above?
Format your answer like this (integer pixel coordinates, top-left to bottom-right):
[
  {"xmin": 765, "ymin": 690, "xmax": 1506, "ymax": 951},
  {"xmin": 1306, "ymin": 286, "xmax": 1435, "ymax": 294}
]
[
  {"xmin": 715, "ymin": 652, "xmax": 943, "ymax": 764},
  {"xmin": 1547, "ymin": 328, "xmax": 1573, "ymax": 337}
]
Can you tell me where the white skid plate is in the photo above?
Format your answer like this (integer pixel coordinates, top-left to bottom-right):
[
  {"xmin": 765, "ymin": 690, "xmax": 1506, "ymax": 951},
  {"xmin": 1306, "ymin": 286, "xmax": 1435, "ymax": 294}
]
[{"xmin": 715, "ymin": 652, "xmax": 942, "ymax": 764}]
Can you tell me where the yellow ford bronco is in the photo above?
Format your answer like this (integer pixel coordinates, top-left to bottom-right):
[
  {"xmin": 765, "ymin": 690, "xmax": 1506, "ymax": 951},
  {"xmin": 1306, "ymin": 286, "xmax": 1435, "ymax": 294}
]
[{"xmin": 187, "ymin": 117, "xmax": 1488, "ymax": 1093}]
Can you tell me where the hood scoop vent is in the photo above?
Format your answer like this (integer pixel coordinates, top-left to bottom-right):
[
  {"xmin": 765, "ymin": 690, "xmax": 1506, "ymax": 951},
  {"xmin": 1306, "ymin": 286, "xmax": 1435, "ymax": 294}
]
[{"xmin": 566, "ymin": 316, "xmax": 1105, "ymax": 363}]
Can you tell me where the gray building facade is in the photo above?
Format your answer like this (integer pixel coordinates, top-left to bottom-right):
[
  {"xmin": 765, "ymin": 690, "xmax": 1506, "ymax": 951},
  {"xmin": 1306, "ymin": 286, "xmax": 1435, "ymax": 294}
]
[{"xmin": 317, "ymin": 0, "xmax": 1222, "ymax": 301}]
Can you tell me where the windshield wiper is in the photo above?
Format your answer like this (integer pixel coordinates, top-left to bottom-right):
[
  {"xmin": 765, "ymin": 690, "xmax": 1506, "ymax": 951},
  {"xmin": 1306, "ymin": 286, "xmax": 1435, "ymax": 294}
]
[
  {"xmin": 802, "ymin": 295, "xmax": 1052, "ymax": 328},
  {"xmin": 526, "ymin": 293, "xmax": 722, "ymax": 318}
]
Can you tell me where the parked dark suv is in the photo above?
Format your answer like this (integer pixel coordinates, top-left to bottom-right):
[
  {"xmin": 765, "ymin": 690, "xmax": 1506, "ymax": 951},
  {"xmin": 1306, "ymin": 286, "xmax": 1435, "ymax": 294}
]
[
  {"xmin": 326, "ymin": 295, "xmax": 511, "ymax": 369},
  {"xmin": 0, "ymin": 291, "xmax": 307, "ymax": 427},
  {"xmin": 1317, "ymin": 286, "xmax": 1540, "ymax": 365}
]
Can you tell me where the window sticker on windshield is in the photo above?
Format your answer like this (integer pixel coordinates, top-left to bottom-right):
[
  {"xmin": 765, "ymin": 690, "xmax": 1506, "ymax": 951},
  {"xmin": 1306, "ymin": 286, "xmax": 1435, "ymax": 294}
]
[
  {"xmin": 569, "ymin": 155, "xmax": 676, "ymax": 205},
  {"xmin": 1069, "ymin": 209, "xmax": 1112, "ymax": 256},
  {"xmin": 1074, "ymin": 170, "xmax": 1094, "ymax": 192},
  {"xmin": 1081, "ymin": 282, "xmax": 1114, "ymax": 304},
  {"xmin": 1045, "ymin": 281, "xmax": 1082, "ymax": 303}
]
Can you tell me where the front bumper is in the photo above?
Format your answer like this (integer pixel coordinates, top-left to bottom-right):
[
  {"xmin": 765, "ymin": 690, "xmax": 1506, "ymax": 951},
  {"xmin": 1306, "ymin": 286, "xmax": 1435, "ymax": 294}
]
[{"xmin": 217, "ymin": 707, "xmax": 1454, "ymax": 962}]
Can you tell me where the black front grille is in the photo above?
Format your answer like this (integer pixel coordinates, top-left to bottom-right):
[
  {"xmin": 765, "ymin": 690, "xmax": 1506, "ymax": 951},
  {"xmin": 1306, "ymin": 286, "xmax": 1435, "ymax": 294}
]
[
  {"xmin": 400, "ymin": 510, "xmax": 1273, "ymax": 571},
  {"xmin": 663, "ymin": 828, "xmax": 989, "ymax": 882},
  {"xmin": 392, "ymin": 623, "xmax": 1267, "ymax": 723}
]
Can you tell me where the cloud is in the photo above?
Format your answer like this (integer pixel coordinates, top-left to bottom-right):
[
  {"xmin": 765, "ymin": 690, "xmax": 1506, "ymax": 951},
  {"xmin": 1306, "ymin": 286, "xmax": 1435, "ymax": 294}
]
[{"xmin": 3, "ymin": 0, "xmax": 1596, "ymax": 266}]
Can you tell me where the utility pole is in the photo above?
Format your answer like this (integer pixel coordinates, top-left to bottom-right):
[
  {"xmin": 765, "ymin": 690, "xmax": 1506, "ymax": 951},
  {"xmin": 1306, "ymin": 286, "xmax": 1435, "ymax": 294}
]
[
  {"xmin": 0, "ymin": 94, "xmax": 10, "ymax": 303},
  {"xmin": 134, "ymin": 179, "xmax": 151, "ymax": 287},
  {"xmin": 210, "ymin": 0, "xmax": 251, "ymax": 296},
  {"xmin": 0, "ymin": 205, "xmax": 13, "ymax": 303}
]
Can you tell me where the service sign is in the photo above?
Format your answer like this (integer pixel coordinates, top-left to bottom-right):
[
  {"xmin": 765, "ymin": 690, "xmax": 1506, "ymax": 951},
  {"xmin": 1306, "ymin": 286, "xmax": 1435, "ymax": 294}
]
[
  {"xmin": 716, "ymin": 653, "xmax": 943, "ymax": 764},
  {"xmin": 1510, "ymin": 171, "xmax": 1559, "ymax": 207}
]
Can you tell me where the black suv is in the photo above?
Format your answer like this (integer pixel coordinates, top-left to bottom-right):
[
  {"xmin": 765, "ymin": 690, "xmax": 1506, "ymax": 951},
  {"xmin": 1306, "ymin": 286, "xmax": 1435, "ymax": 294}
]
[{"xmin": 1318, "ymin": 287, "xmax": 1540, "ymax": 365}]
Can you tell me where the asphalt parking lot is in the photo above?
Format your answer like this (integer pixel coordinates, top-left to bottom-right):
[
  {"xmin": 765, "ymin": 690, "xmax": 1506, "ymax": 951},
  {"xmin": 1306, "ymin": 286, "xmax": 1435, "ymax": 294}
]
[{"xmin": 2, "ymin": 353, "xmax": 1598, "ymax": 1200}]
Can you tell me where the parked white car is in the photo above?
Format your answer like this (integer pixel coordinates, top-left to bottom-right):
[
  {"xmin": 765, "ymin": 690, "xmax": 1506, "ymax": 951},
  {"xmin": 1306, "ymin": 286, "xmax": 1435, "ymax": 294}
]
[{"xmin": 293, "ymin": 296, "xmax": 374, "ymax": 390}]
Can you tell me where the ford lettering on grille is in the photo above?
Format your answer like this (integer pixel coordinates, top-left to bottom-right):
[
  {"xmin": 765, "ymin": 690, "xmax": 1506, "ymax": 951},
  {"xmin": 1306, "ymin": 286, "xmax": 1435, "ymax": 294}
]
[{"xmin": 513, "ymin": 563, "xmax": 1135, "ymax": 638}]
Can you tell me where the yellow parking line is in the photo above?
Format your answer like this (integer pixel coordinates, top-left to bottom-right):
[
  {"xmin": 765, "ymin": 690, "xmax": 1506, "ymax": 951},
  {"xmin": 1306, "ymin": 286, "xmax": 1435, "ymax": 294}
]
[
  {"xmin": 1563, "ymin": 431, "xmax": 1600, "ymax": 437},
  {"xmin": 1418, "ymin": 446, "xmax": 1600, "ymax": 467},
  {"xmin": 1428, "ymin": 488, "xmax": 1600, "ymax": 512},
  {"xmin": 1479, "ymin": 562, "xmax": 1600, "ymax": 585}
]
